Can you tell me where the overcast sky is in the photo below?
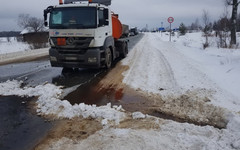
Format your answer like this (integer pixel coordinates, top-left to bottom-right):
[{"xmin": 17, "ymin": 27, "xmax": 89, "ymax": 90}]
[{"xmin": 0, "ymin": 0, "xmax": 227, "ymax": 31}]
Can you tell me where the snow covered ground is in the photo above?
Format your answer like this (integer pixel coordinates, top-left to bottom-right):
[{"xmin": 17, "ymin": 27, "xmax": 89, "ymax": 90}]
[
  {"xmin": 0, "ymin": 37, "xmax": 49, "ymax": 65},
  {"xmin": 123, "ymin": 32, "xmax": 240, "ymax": 112},
  {"xmin": 0, "ymin": 32, "xmax": 240, "ymax": 149},
  {"xmin": 0, "ymin": 37, "xmax": 29, "ymax": 54}
]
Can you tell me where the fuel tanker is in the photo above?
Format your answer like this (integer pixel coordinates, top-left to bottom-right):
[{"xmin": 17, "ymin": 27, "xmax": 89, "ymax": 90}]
[{"xmin": 44, "ymin": 0, "xmax": 128, "ymax": 69}]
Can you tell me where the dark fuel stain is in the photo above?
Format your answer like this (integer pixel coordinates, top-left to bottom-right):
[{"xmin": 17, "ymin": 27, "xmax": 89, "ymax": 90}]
[{"xmin": 0, "ymin": 96, "xmax": 53, "ymax": 150}]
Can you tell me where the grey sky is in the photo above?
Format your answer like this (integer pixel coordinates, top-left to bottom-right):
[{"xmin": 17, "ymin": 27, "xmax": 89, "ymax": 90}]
[{"xmin": 0, "ymin": 0, "xmax": 227, "ymax": 31}]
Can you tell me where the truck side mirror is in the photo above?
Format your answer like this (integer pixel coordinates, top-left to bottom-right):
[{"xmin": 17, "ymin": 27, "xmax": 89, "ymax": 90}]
[{"xmin": 43, "ymin": 6, "xmax": 54, "ymax": 27}]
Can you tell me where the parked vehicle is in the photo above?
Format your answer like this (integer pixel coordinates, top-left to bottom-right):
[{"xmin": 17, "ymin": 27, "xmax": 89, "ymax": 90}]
[{"xmin": 44, "ymin": 0, "xmax": 128, "ymax": 69}]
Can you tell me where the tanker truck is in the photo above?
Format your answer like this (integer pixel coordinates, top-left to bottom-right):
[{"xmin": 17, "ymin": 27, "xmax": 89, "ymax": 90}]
[{"xmin": 44, "ymin": 0, "xmax": 128, "ymax": 69}]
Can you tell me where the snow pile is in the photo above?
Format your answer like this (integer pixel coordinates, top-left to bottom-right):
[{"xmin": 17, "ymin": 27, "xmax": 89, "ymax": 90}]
[
  {"xmin": 132, "ymin": 112, "xmax": 146, "ymax": 119},
  {"xmin": 122, "ymin": 33, "xmax": 240, "ymax": 112},
  {"xmin": 0, "ymin": 80, "xmax": 125, "ymax": 124},
  {"xmin": 45, "ymin": 114, "xmax": 240, "ymax": 150},
  {"xmin": 0, "ymin": 37, "xmax": 29, "ymax": 54}
]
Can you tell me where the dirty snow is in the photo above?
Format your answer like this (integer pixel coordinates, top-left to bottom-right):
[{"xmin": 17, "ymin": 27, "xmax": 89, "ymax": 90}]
[
  {"xmin": 1, "ymin": 80, "xmax": 239, "ymax": 150},
  {"xmin": 132, "ymin": 112, "xmax": 146, "ymax": 119},
  {"xmin": 1, "ymin": 32, "xmax": 240, "ymax": 149},
  {"xmin": 0, "ymin": 80, "xmax": 125, "ymax": 125}
]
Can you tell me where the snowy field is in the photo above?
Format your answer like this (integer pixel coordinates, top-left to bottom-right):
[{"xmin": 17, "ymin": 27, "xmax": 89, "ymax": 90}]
[
  {"xmin": 1, "ymin": 32, "xmax": 240, "ymax": 149},
  {"xmin": 0, "ymin": 37, "xmax": 30, "ymax": 54}
]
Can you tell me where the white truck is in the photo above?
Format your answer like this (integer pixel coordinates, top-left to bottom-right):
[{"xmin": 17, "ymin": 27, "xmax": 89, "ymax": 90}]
[{"xmin": 44, "ymin": 0, "xmax": 128, "ymax": 69}]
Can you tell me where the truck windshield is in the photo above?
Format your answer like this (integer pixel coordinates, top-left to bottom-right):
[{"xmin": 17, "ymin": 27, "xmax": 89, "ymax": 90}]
[{"xmin": 50, "ymin": 7, "xmax": 97, "ymax": 29}]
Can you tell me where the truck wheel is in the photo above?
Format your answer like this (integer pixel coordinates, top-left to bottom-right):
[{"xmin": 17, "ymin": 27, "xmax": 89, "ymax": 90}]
[
  {"xmin": 105, "ymin": 47, "xmax": 112, "ymax": 69},
  {"xmin": 121, "ymin": 42, "xmax": 128, "ymax": 58},
  {"xmin": 62, "ymin": 67, "xmax": 73, "ymax": 74}
]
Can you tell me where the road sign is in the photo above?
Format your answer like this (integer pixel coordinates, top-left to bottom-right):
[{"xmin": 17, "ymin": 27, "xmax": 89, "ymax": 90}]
[
  {"xmin": 159, "ymin": 27, "xmax": 165, "ymax": 31},
  {"xmin": 168, "ymin": 17, "xmax": 174, "ymax": 23},
  {"xmin": 168, "ymin": 17, "xmax": 174, "ymax": 42}
]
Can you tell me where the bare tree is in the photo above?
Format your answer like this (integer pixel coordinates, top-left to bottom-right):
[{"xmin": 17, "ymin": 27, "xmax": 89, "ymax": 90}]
[
  {"xmin": 226, "ymin": 0, "xmax": 240, "ymax": 45},
  {"xmin": 202, "ymin": 10, "xmax": 211, "ymax": 49},
  {"xmin": 18, "ymin": 14, "xmax": 44, "ymax": 32}
]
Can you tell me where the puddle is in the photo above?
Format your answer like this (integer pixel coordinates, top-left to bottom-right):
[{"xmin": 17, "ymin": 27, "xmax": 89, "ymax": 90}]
[{"xmin": 64, "ymin": 83, "xmax": 146, "ymax": 110}]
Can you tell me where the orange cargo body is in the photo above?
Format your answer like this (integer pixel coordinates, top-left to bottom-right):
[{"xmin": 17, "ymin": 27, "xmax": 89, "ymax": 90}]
[{"xmin": 112, "ymin": 14, "xmax": 122, "ymax": 39}]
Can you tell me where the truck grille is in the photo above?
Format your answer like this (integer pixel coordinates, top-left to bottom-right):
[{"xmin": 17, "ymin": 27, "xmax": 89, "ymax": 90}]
[{"xmin": 52, "ymin": 37, "xmax": 94, "ymax": 49}]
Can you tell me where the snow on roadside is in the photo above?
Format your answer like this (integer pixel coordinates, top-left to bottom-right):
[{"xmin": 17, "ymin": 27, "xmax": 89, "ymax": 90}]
[
  {"xmin": 0, "ymin": 72, "xmax": 240, "ymax": 150},
  {"xmin": 1, "ymin": 33, "xmax": 240, "ymax": 149},
  {"xmin": 43, "ymin": 114, "xmax": 240, "ymax": 150},
  {"xmin": 162, "ymin": 32, "xmax": 240, "ymax": 100},
  {"xmin": 122, "ymin": 33, "xmax": 240, "ymax": 112},
  {"xmin": 0, "ymin": 37, "xmax": 49, "ymax": 65},
  {"xmin": 0, "ymin": 47, "xmax": 49, "ymax": 65},
  {"xmin": 0, "ymin": 80, "xmax": 125, "ymax": 125}
]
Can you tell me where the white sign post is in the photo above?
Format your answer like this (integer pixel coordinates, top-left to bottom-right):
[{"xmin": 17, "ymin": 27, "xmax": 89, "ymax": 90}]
[{"xmin": 168, "ymin": 17, "xmax": 174, "ymax": 42}]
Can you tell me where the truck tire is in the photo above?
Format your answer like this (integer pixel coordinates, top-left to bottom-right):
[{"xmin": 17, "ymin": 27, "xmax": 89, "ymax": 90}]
[
  {"xmin": 120, "ymin": 42, "xmax": 128, "ymax": 58},
  {"xmin": 62, "ymin": 67, "xmax": 73, "ymax": 74},
  {"xmin": 105, "ymin": 47, "xmax": 112, "ymax": 69}
]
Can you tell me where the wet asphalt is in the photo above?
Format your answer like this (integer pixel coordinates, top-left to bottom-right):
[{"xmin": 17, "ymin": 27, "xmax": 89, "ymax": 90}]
[{"xmin": 0, "ymin": 34, "xmax": 143, "ymax": 150}]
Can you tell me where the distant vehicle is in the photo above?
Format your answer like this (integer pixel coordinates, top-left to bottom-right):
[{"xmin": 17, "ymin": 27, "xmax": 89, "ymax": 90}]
[
  {"xmin": 44, "ymin": 0, "xmax": 129, "ymax": 69},
  {"xmin": 121, "ymin": 24, "xmax": 129, "ymax": 38},
  {"xmin": 130, "ymin": 27, "xmax": 138, "ymax": 36},
  {"xmin": 129, "ymin": 32, "xmax": 135, "ymax": 36}
]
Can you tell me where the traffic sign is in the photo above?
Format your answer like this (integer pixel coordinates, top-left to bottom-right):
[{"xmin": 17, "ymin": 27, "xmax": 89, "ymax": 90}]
[{"xmin": 168, "ymin": 17, "xmax": 174, "ymax": 23}]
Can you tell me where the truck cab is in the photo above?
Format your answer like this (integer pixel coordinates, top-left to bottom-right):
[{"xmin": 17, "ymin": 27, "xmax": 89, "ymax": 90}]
[{"xmin": 44, "ymin": 0, "xmax": 127, "ymax": 69}]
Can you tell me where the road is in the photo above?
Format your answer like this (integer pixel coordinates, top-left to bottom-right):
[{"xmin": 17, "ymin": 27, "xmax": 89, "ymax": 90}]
[
  {"xmin": 0, "ymin": 34, "xmax": 143, "ymax": 87},
  {"xmin": 0, "ymin": 34, "xmax": 143, "ymax": 150}
]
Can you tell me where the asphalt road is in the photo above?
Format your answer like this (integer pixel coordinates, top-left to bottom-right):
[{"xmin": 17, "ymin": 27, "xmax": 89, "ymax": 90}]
[
  {"xmin": 0, "ymin": 33, "xmax": 143, "ymax": 150},
  {"xmin": 0, "ymin": 34, "xmax": 143, "ymax": 87}
]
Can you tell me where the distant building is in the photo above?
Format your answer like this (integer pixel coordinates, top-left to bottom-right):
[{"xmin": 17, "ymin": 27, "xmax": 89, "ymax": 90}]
[{"xmin": 20, "ymin": 27, "xmax": 49, "ymax": 44}]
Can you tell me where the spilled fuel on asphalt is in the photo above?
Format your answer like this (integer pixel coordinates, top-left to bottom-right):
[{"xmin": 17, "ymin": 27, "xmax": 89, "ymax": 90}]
[
  {"xmin": 61, "ymin": 66, "xmax": 228, "ymax": 130},
  {"xmin": 62, "ymin": 68, "xmax": 147, "ymax": 112}
]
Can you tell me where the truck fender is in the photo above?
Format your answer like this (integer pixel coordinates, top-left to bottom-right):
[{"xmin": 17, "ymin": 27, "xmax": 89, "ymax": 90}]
[{"xmin": 103, "ymin": 36, "xmax": 115, "ymax": 59}]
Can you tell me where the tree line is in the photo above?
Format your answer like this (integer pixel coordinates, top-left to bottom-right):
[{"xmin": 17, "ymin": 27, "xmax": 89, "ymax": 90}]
[
  {"xmin": 0, "ymin": 31, "xmax": 21, "ymax": 37},
  {"xmin": 179, "ymin": 0, "xmax": 240, "ymax": 49}
]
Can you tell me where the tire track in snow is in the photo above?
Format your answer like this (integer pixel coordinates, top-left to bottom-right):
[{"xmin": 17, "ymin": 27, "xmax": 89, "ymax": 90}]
[{"xmin": 122, "ymin": 34, "xmax": 179, "ymax": 94}]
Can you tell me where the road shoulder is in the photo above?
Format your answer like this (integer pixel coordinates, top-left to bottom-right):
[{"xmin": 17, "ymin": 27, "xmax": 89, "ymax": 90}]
[{"xmin": 0, "ymin": 48, "xmax": 49, "ymax": 65}]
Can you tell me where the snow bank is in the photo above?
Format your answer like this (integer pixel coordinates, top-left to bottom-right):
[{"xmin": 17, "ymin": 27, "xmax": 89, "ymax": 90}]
[
  {"xmin": 122, "ymin": 33, "xmax": 240, "ymax": 112},
  {"xmin": 0, "ymin": 48, "xmax": 49, "ymax": 65},
  {"xmin": 0, "ymin": 37, "xmax": 49, "ymax": 65},
  {"xmin": 0, "ymin": 80, "xmax": 125, "ymax": 124},
  {"xmin": 45, "ymin": 114, "xmax": 240, "ymax": 150}
]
